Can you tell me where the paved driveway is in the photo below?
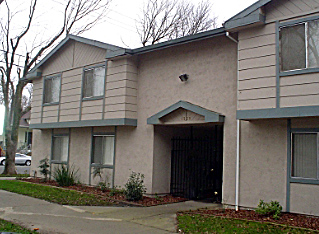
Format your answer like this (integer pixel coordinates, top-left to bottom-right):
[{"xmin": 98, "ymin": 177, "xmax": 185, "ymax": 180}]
[{"xmin": 0, "ymin": 189, "xmax": 222, "ymax": 233}]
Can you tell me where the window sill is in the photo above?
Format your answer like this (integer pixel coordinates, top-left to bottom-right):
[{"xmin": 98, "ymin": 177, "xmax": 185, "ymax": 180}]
[
  {"xmin": 43, "ymin": 102, "xmax": 59, "ymax": 106},
  {"xmin": 91, "ymin": 163, "xmax": 114, "ymax": 169},
  {"xmin": 280, "ymin": 67, "xmax": 319, "ymax": 77},
  {"xmin": 290, "ymin": 177, "xmax": 319, "ymax": 185},
  {"xmin": 51, "ymin": 161, "xmax": 67, "ymax": 164},
  {"xmin": 82, "ymin": 96, "xmax": 104, "ymax": 101}
]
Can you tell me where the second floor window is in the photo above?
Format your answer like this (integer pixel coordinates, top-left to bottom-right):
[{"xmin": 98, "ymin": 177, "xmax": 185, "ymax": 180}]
[
  {"xmin": 44, "ymin": 75, "xmax": 60, "ymax": 104},
  {"xmin": 83, "ymin": 66, "xmax": 105, "ymax": 98},
  {"xmin": 280, "ymin": 19, "xmax": 319, "ymax": 72}
]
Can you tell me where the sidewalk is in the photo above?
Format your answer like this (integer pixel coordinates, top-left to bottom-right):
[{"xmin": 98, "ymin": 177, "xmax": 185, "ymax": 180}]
[{"xmin": 0, "ymin": 189, "xmax": 222, "ymax": 234}]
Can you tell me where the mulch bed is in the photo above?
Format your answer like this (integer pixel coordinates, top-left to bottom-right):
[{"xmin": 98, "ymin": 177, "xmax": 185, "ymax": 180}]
[
  {"xmin": 21, "ymin": 178, "xmax": 187, "ymax": 207},
  {"xmin": 179, "ymin": 208, "xmax": 319, "ymax": 231}
]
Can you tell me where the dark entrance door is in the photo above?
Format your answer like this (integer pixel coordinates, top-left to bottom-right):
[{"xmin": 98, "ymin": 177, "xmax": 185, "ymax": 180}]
[{"xmin": 170, "ymin": 125, "xmax": 223, "ymax": 201}]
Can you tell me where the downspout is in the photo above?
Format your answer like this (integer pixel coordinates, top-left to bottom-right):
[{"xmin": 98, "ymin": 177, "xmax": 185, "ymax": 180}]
[{"xmin": 226, "ymin": 31, "xmax": 240, "ymax": 211}]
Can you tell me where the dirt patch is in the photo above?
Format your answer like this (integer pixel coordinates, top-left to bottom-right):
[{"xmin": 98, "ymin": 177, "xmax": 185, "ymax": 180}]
[
  {"xmin": 179, "ymin": 208, "xmax": 319, "ymax": 231},
  {"xmin": 21, "ymin": 178, "xmax": 187, "ymax": 207}
]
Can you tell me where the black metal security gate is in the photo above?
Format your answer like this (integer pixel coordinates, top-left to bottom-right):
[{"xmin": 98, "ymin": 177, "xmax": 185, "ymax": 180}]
[{"xmin": 170, "ymin": 125, "xmax": 223, "ymax": 201}]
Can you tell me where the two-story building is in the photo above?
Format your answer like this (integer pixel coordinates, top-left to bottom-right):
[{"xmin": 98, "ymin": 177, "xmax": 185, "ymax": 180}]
[{"xmin": 29, "ymin": 0, "xmax": 319, "ymax": 216}]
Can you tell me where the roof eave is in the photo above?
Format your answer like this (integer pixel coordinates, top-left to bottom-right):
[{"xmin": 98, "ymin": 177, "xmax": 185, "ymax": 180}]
[
  {"xmin": 224, "ymin": 12, "xmax": 266, "ymax": 31},
  {"xmin": 28, "ymin": 34, "xmax": 125, "ymax": 74},
  {"xmin": 106, "ymin": 27, "xmax": 226, "ymax": 59},
  {"xmin": 224, "ymin": 0, "xmax": 271, "ymax": 31}
]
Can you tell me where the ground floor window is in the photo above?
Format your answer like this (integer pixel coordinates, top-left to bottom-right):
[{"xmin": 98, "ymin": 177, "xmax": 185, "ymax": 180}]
[
  {"xmin": 52, "ymin": 135, "xmax": 69, "ymax": 163},
  {"xmin": 92, "ymin": 134, "xmax": 115, "ymax": 166},
  {"xmin": 292, "ymin": 133, "xmax": 318, "ymax": 180}
]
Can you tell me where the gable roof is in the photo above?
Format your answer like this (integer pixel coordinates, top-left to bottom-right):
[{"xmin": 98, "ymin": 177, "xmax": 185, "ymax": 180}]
[
  {"xmin": 224, "ymin": 0, "xmax": 271, "ymax": 30},
  {"xmin": 19, "ymin": 111, "xmax": 31, "ymax": 128},
  {"xmin": 28, "ymin": 34, "xmax": 124, "ymax": 77},
  {"xmin": 147, "ymin": 101, "xmax": 225, "ymax": 125}
]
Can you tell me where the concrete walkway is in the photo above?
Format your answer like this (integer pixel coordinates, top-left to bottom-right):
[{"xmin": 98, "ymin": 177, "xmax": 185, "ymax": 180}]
[{"xmin": 0, "ymin": 189, "xmax": 222, "ymax": 234}]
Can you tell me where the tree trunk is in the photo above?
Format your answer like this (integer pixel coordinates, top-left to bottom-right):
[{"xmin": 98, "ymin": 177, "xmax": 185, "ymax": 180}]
[
  {"xmin": 3, "ymin": 136, "xmax": 17, "ymax": 175},
  {"xmin": 2, "ymin": 82, "xmax": 24, "ymax": 175}
]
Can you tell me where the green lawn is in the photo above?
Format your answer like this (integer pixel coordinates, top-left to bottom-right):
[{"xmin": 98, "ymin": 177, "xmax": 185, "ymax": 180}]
[
  {"xmin": 0, "ymin": 174, "xmax": 29, "ymax": 177},
  {"xmin": 177, "ymin": 214, "xmax": 316, "ymax": 233},
  {"xmin": 0, "ymin": 180, "xmax": 112, "ymax": 206},
  {"xmin": 0, "ymin": 218, "xmax": 37, "ymax": 233}
]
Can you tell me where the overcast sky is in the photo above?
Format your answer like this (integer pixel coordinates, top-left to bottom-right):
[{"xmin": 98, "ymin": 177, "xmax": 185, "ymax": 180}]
[
  {"xmin": 80, "ymin": 0, "xmax": 258, "ymax": 48},
  {"xmin": 1, "ymin": 0, "xmax": 258, "ymax": 50}
]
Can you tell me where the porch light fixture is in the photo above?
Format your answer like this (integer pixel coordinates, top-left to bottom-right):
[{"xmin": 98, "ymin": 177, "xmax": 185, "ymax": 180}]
[{"xmin": 179, "ymin": 74, "xmax": 189, "ymax": 82}]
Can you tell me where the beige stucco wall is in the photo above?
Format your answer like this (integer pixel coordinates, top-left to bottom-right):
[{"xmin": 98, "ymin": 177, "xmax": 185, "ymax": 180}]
[
  {"xmin": 239, "ymin": 117, "xmax": 319, "ymax": 216},
  {"xmin": 30, "ymin": 129, "xmax": 52, "ymax": 177},
  {"xmin": 68, "ymin": 127, "xmax": 92, "ymax": 184},
  {"xmin": 290, "ymin": 183, "xmax": 319, "ymax": 216},
  {"xmin": 239, "ymin": 119, "xmax": 287, "ymax": 210},
  {"xmin": 115, "ymin": 36, "xmax": 238, "ymax": 199}
]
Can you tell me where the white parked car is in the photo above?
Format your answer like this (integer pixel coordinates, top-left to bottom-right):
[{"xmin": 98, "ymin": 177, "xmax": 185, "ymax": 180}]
[{"xmin": 0, "ymin": 153, "xmax": 32, "ymax": 166}]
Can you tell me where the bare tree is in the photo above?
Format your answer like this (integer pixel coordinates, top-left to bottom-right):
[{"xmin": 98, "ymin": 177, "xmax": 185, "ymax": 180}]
[
  {"xmin": 0, "ymin": 0, "xmax": 112, "ymax": 175},
  {"xmin": 137, "ymin": 0, "xmax": 217, "ymax": 46}
]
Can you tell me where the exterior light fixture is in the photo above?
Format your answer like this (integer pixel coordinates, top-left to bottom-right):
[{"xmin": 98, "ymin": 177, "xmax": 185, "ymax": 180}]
[{"xmin": 179, "ymin": 74, "xmax": 189, "ymax": 82}]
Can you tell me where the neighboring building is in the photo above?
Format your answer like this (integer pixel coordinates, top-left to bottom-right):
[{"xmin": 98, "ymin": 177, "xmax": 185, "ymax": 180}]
[
  {"xmin": 0, "ymin": 111, "xmax": 32, "ymax": 150},
  {"xmin": 29, "ymin": 0, "xmax": 319, "ymax": 216}
]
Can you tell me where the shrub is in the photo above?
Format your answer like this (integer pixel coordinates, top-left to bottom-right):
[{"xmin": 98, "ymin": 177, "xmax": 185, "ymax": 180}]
[
  {"xmin": 53, "ymin": 165, "xmax": 78, "ymax": 187},
  {"xmin": 124, "ymin": 171, "xmax": 146, "ymax": 201},
  {"xmin": 110, "ymin": 186, "xmax": 124, "ymax": 196},
  {"xmin": 39, "ymin": 158, "xmax": 50, "ymax": 182},
  {"xmin": 255, "ymin": 200, "xmax": 282, "ymax": 219},
  {"xmin": 97, "ymin": 182, "xmax": 108, "ymax": 192}
]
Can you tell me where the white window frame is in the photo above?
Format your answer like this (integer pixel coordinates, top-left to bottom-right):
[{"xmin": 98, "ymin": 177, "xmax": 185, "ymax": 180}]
[
  {"xmin": 43, "ymin": 75, "xmax": 61, "ymax": 105},
  {"xmin": 291, "ymin": 132, "xmax": 319, "ymax": 181},
  {"xmin": 51, "ymin": 134, "xmax": 69, "ymax": 164},
  {"xmin": 82, "ymin": 65, "xmax": 106, "ymax": 100}
]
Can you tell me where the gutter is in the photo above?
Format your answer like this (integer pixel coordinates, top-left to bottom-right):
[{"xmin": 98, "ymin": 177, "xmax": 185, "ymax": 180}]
[{"xmin": 226, "ymin": 31, "xmax": 240, "ymax": 211}]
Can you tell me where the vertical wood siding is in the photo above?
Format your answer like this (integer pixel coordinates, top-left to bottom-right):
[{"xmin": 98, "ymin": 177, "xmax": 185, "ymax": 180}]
[
  {"xmin": 238, "ymin": 23, "xmax": 277, "ymax": 110},
  {"xmin": 266, "ymin": 0, "xmax": 319, "ymax": 23},
  {"xmin": 73, "ymin": 41, "xmax": 106, "ymax": 67}
]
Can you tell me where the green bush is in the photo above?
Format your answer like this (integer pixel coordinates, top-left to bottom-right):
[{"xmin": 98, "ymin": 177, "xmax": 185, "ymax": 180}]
[
  {"xmin": 97, "ymin": 182, "xmax": 108, "ymax": 192},
  {"xmin": 39, "ymin": 158, "xmax": 50, "ymax": 182},
  {"xmin": 124, "ymin": 171, "xmax": 146, "ymax": 201},
  {"xmin": 53, "ymin": 165, "xmax": 78, "ymax": 187},
  {"xmin": 255, "ymin": 200, "xmax": 282, "ymax": 219},
  {"xmin": 110, "ymin": 186, "xmax": 124, "ymax": 196}
]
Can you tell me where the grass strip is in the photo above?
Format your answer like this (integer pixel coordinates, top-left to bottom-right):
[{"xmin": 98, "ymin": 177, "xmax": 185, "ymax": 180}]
[
  {"xmin": 0, "ymin": 180, "xmax": 112, "ymax": 206},
  {"xmin": 177, "ymin": 214, "xmax": 318, "ymax": 233},
  {"xmin": 0, "ymin": 218, "xmax": 37, "ymax": 233},
  {"xmin": 0, "ymin": 174, "xmax": 29, "ymax": 177}
]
